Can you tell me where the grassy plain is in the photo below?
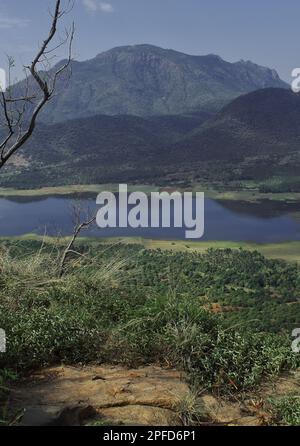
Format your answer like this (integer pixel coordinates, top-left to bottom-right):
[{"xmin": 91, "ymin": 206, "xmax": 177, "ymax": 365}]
[{"xmin": 0, "ymin": 184, "xmax": 300, "ymax": 202}]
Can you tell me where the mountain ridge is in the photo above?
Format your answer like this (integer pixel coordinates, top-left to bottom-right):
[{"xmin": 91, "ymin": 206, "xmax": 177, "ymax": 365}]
[{"xmin": 13, "ymin": 44, "xmax": 287, "ymax": 123}]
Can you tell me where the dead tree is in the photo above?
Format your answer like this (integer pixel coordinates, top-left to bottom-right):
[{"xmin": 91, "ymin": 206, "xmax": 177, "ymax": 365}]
[
  {"xmin": 0, "ymin": 0, "xmax": 74, "ymax": 169},
  {"xmin": 59, "ymin": 201, "xmax": 96, "ymax": 277}
]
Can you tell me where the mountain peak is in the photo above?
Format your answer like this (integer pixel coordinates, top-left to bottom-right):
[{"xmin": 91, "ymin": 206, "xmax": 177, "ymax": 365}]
[{"xmin": 19, "ymin": 44, "xmax": 287, "ymax": 124}]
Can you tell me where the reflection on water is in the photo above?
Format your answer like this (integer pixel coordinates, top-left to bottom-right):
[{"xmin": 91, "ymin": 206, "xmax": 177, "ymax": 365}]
[
  {"xmin": 217, "ymin": 199, "xmax": 300, "ymax": 219},
  {"xmin": 0, "ymin": 195, "xmax": 300, "ymax": 243}
]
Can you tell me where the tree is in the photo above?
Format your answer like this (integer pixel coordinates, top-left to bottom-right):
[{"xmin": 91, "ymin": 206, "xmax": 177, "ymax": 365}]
[
  {"xmin": 59, "ymin": 201, "xmax": 96, "ymax": 277},
  {"xmin": 0, "ymin": 0, "xmax": 74, "ymax": 170}
]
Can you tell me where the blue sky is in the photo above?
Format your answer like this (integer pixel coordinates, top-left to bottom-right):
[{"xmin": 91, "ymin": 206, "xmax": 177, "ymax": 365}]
[{"xmin": 0, "ymin": 0, "xmax": 299, "ymax": 81}]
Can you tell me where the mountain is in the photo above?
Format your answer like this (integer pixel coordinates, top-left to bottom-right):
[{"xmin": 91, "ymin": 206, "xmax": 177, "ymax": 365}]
[
  {"xmin": 14, "ymin": 44, "xmax": 287, "ymax": 123},
  {"xmin": 2, "ymin": 88, "xmax": 300, "ymax": 191},
  {"xmin": 169, "ymin": 88, "xmax": 300, "ymax": 162},
  {"xmin": 164, "ymin": 88, "xmax": 300, "ymax": 189}
]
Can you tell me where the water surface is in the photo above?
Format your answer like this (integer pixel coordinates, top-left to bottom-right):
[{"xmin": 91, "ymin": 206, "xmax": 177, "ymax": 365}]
[{"xmin": 0, "ymin": 195, "xmax": 299, "ymax": 243}]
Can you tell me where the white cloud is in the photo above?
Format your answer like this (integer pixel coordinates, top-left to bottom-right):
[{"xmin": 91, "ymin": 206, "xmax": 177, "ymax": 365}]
[
  {"xmin": 99, "ymin": 2, "xmax": 114, "ymax": 13},
  {"xmin": 0, "ymin": 15, "xmax": 30, "ymax": 29},
  {"xmin": 83, "ymin": 0, "xmax": 114, "ymax": 13}
]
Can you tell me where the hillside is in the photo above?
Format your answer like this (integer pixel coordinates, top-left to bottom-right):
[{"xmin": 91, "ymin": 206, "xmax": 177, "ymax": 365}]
[
  {"xmin": 171, "ymin": 88, "xmax": 300, "ymax": 161},
  {"xmin": 13, "ymin": 44, "xmax": 287, "ymax": 123},
  {"xmin": 1, "ymin": 240, "xmax": 300, "ymax": 426},
  {"xmin": 1, "ymin": 88, "xmax": 300, "ymax": 190},
  {"xmin": 165, "ymin": 88, "xmax": 300, "ymax": 190},
  {"xmin": 0, "ymin": 112, "xmax": 210, "ymax": 188}
]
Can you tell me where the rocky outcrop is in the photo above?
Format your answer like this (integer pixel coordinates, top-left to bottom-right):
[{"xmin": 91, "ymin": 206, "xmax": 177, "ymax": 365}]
[
  {"xmin": 10, "ymin": 365, "xmax": 188, "ymax": 426},
  {"xmin": 10, "ymin": 366, "xmax": 300, "ymax": 426}
]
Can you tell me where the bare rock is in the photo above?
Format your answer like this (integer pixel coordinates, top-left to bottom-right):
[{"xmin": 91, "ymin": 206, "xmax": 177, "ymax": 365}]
[{"xmin": 10, "ymin": 365, "xmax": 188, "ymax": 426}]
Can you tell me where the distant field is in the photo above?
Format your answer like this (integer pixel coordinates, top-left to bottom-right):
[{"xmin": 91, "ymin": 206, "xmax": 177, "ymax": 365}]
[
  {"xmin": 138, "ymin": 239, "xmax": 300, "ymax": 263},
  {"xmin": 2, "ymin": 235, "xmax": 300, "ymax": 263},
  {"xmin": 0, "ymin": 184, "xmax": 159, "ymax": 198},
  {"xmin": 0, "ymin": 184, "xmax": 300, "ymax": 203},
  {"xmin": 204, "ymin": 189, "xmax": 300, "ymax": 203}
]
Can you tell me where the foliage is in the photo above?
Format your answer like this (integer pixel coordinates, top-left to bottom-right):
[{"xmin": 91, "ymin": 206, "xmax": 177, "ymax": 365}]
[
  {"xmin": 0, "ymin": 240, "xmax": 299, "ymax": 396},
  {"xmin": 268, "ymin": 396, "xmax": 300, "ymax": 425},
  {"xmin": 0, "ymin": 369, "xmax": 18, "ymax": 426}
]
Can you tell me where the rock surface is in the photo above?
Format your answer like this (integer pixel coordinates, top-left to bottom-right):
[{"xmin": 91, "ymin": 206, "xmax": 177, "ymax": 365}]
[
  {"xmin": 10, "ymin": 366, "xmax": 300, "ymax": 426},
  {"xmin": 10, "ymin": 365, "xmax": 188, "ymax": 426}
]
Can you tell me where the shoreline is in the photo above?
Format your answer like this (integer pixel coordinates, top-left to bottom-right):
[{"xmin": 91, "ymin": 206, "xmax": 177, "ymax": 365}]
[{"xmin": 0, "ymin": 184, "xmax": 300, "ymax": 203}]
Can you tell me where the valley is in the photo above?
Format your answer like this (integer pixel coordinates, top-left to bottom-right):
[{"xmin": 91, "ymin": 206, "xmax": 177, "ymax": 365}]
[{"xmin": 1, "ymin": 39, "xmax": 300, "ymax": 428}]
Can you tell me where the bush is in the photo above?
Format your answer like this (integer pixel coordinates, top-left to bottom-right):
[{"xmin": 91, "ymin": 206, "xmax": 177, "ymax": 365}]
[
  {"xmin": 0, "ymin": 241, "xmax": 299, "ymax": 394},
  {"xmin": 269, "ymin": 396, "xmax": 300, "ymax": 425},
  {"xmin": 1, "ymin": 307, "xmax": 106, "ymax": 370},
  {"xmin": 108, "ymin": 293, "xmax": 300, "ymax": 391}
]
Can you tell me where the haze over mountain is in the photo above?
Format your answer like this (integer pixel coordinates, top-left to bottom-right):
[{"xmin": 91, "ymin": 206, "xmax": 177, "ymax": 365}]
[
  {"xmin": 2, "ymin": 88, "xmax": 300, "ymax": 191},
  {"xmin": 17, "ymin": 44, "xmax": 287, "ymax": 123}
]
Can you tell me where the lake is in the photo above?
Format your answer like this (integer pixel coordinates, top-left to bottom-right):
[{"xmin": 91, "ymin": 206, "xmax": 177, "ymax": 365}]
[{"xmin": 0, "ymin": 195, "xmax": 299, "ymax": 243}]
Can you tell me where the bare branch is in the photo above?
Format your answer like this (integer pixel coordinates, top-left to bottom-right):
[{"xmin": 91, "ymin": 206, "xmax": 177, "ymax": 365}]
[
  {"xmin": 59, "ymin": 207, "xmax": 96, "ymax": 278},
  {"xmin": 5, "ymin": 96, "xmax": 36, "ymax": 103},
  {"xmin": 0, "ymin": 0, "xmax": 74, "ymax": 169}
]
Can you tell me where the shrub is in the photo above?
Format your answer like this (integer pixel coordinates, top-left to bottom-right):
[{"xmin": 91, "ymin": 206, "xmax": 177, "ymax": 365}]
[
  {"xmin": 108, "ymin": 293, "xmax": 300, "ymax": 391},
  {"xmin": 269, "ymin": 396, "xmax": 300, "ymax": 425},
  {"xmin": 0, "ymin": 241, "xmax": 299, "ymax": 394}
]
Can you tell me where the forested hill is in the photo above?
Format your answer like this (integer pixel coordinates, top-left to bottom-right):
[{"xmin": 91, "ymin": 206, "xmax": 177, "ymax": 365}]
[
  {"xmin": 1, "ymin": 88, "xmax": 300, "ymax": 190},
  {"xmin": 168, "ymin": 88, "xmax": 300, "ymax": 162},
  {"xmin": 14, "ymin": 44, "xmax": 287, "ymax": 124}
]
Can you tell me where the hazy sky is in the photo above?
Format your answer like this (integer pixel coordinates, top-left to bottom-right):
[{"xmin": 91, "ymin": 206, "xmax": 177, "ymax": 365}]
[{"xmin": 0, "ymin": 0, "xmax": 299, "ymax": 82}]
